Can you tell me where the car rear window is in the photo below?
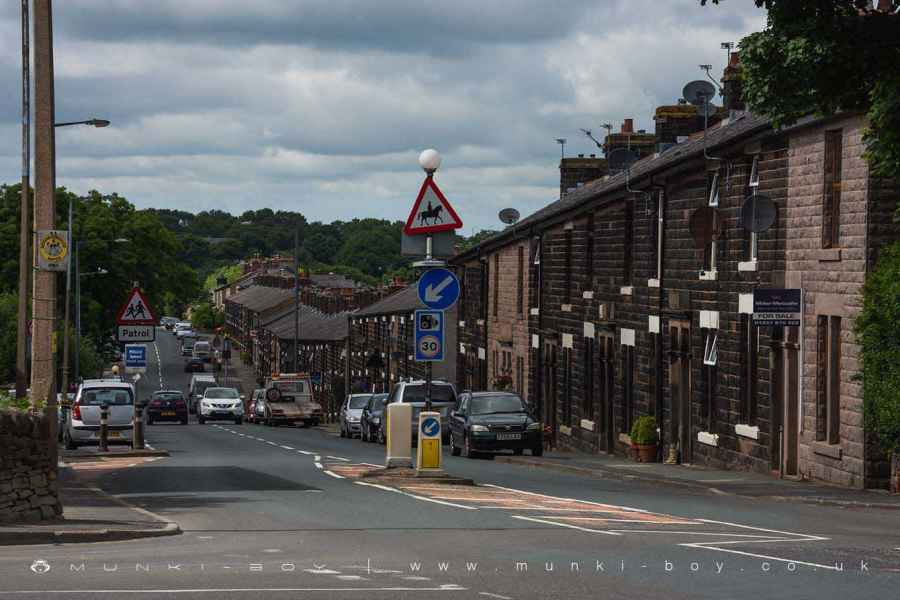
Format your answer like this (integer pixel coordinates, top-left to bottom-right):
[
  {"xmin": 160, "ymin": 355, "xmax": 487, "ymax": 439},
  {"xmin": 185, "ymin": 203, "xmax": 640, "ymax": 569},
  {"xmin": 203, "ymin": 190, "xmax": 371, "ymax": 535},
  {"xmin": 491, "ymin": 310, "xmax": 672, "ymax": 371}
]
[
  {"xmin": 82, "ymin": 389, "xmax": 132, "ymax": 406},
  {"xmin": 154, "ymin": 392, "xmax": 183, "ymax": 401},
  {"xmin": 194, "ymin": 343, "xmax": 210, "ymax": 351},
  {"xmin": 272, "ymin": 381, "xmax": 306, "ymax": 393},
  {"xmin": 401, "ymin": 385, "xmax": 455, "ymax": 403}
]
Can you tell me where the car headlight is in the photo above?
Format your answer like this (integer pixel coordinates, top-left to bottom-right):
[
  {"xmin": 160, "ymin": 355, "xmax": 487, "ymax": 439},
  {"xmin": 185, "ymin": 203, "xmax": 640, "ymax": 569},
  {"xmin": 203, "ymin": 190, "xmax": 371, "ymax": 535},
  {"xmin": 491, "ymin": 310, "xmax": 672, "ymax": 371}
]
[
  {"xmin": 470, "ymin": 424, "xmax": 489, "ymax": 432},
  {"xmin": 349, "ymin": 416, "xmax": 360, "ymax": 422},
  {"xmin": 527, "ymin": 422, "xmax": 542, "ymax": 431},
  {"xmin": 372, "ymin": 417, "xmax": 380, "ymax": 424}
]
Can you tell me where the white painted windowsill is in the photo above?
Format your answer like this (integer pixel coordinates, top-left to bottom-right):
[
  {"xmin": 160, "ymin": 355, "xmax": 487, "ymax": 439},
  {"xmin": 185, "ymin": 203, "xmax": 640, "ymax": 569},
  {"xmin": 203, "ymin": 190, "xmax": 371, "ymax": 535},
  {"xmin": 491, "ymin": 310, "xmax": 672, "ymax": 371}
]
[
  {"xmin": 647, "ymin": 278, "xmax": 660, "ymax": 288},
  {"xmin": 738, "ymin": 261, "xmax": 758, "ymax": 272},
  {"xmin": 734, "ymin": 424, "xmax": 759, "ymax": 440},
  {"xmin": 580, "ymin": 419, "xmax": 595, "ymax": 432},
  {"xmin": 697, "ymin": 431, "xmax": 719, "ymax": 447},
  {"xmin": 699, "ymin": 270, "xmax": 718, "ymax": 281},
  {"xmin": 620, "ymin": 286, "xmax": 634, "ymax": 296}
]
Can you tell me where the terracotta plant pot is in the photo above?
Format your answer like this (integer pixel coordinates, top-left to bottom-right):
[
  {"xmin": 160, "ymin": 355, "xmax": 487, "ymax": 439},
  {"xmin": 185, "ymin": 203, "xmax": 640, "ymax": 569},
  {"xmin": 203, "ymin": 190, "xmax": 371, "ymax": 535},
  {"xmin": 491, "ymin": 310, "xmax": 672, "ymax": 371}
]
[{"xmin": 633, "ymin": 443, "xmax": 658, "ymax": 463}]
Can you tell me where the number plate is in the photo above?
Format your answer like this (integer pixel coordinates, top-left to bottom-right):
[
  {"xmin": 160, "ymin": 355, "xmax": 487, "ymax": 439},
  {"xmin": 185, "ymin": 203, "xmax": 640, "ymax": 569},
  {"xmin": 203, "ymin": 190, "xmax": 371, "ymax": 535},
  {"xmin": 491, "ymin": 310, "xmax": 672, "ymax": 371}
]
[
  {"xmin": 161, "ymin": 411, "xmax": 176, "ymax": 416},
  {"xmin": 108, "ymin": 431, "xmax": 121, "ymax": 438},
  {"xmin": 496, "ymin": 432, "xmax": 521, "ymax": 441}
]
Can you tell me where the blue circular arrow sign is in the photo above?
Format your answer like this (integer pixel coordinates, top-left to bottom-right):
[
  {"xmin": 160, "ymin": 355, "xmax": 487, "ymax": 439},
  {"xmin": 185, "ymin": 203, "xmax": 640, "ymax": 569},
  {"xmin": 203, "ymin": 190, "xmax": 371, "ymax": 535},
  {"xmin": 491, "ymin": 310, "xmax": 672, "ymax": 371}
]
[
  {"xmin": 417, "ymin": 268, "xmax": 460, "ymax": 311},
  {"xmin": 421, "ymin": 416, "xmax": 440, "ymax": 438}
]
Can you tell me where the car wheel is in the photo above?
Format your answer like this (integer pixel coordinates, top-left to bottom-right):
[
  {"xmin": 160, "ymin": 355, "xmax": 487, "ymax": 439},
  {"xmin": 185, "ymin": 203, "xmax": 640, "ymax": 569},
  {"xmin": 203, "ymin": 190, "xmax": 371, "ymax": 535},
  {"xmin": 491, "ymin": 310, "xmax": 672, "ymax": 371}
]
[
  {"xmin": 234, "ymin": 417, "xmax": 242, "ymax": 425},
  {"xmin": 377, "ymin": 428, "xmax": 385, "ymax": 445},
  {"xmin": 340, "ymin": 425, "xmax": 346, "ymax": 438},
  {"xmin": 198, "ymin": 416, "xmax": 206, "ymax": 424},
  {"xmin": 449, "ymin": 431, "xmax": 461, "ymax": 456},
  {"xmin": 181, "ymin": 419, "xmax": 188, "ymax": 425},
  {"xmin": 64, "ymin": 430, "xmax": 77, "ymax": 450},
  {"xmin": 361, "ymin": 427, "xmax": 368, "ymax": 442},
  {"xmin": 532, "ymin": 445, "xmax": 543, "ymax": 457},
  {"xmin": 463, "ymin": 433, "xmax": 475, "ymax": 459},
  {"xmin": 513, "ymin": 448, "xmax": 523, "ymax": 456},
  {"xmin": 147, "ymin": 418, "xmax": 153, "ymax": 426}
]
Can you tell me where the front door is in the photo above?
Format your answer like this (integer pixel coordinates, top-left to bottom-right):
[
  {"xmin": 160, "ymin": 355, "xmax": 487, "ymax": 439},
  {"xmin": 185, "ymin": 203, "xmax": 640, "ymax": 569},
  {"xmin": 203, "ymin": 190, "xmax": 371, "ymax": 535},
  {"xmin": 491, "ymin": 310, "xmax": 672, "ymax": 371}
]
[
  {"xmin": 774, "ymin": 326, "xmax": 801, "ymax": 477},
  {"xmin": 597, "ymin": 331, "xmax": 616, "ymax": 453},
  {"xmin": 669, "ymin": 320, "xmax": 692, "ymax": 464},
  {"xmin": 543, "ymin": 342, "xmax": 558, "ymax": 447}
]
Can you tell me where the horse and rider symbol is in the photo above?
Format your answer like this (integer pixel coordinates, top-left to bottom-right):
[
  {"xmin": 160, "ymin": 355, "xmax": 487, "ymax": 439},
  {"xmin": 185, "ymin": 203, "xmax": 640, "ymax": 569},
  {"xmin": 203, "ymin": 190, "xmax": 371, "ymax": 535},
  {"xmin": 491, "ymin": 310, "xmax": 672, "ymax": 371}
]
[{"xmin": 418, "ymin": 200, "xmax": 444, "ymax": 226}]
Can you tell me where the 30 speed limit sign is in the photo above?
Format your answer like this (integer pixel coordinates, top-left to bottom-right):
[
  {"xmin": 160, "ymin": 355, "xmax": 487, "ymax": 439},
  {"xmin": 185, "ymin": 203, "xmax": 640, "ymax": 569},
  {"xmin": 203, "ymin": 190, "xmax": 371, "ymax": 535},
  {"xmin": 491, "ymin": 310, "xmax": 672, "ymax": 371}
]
[
  {"xmin": 414, "ymin": 309, "xmax": 445, "ymax": 362},
  {"xmin": 418, "ymin": 335, "xmax": 442, "ymax": 359}
]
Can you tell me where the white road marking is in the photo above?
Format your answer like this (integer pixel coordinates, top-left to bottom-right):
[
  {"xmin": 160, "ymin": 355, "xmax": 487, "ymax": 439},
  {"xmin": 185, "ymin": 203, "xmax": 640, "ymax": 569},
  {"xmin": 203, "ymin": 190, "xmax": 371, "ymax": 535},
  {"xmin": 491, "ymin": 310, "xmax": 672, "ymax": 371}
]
[
  {"xmin": 336, "ymin": 575, "xmax": 367, "ymax": 581},
  {"xmin": 480, "ymin": 593, "xmax": 513, "ymax": 600},
  {"xmin": 314, "ymin": 462, "xmax": 324, "ymax": 469},
  {"xmin": 401, "ymin": 576, "xmax": 431, "ymax": 581},
  {"xmin": 304, "ymin": 568, "xmax": 341, "ymax": 575},
  {"xmin": 511, "ymin": 515, "xmax": 622, "ymax": 536},
  {"xmin": 324, "ymin": 470, "xmax": 345, "ymax": 479},
  {"xmin": 280, "ymin": 445, "xmax": 294, "ymax": 450},
  {"xmin": 326, "ymin": 456, "xmax": 350, "ymax": 462},
  {"xmin": 482, "ymin": 483, "xmax": 650, "ymax": 513},
  {"xmin": 314, "ymin": 455, "xmax": 322, "ymax": 461},
  {"xmin": 0, "ymin": 586, "xmax": 467, "ymax": 594},
  {"xmin": 354, "ymin": 481, "xmax": 479, "ymax": 511},
  {"xmin": 297, "ymin": 450, "xmax": 313, "ymax": 455}
]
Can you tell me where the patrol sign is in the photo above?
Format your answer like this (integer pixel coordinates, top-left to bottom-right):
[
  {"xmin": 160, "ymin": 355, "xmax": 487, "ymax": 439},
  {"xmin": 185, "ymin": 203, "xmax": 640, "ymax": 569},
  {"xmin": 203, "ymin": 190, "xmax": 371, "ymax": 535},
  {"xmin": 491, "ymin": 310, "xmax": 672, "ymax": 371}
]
[{"xmin": 414, "ymin": 309, "xmax": 444, "ymax": 362}]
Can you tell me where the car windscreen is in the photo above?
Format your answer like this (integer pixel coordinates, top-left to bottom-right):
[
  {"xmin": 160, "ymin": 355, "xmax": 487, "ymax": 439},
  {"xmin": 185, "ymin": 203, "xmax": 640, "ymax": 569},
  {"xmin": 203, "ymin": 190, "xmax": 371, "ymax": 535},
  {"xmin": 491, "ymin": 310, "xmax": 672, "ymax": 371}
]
[
  {"xmin": 194, "ymin": 381, "xmax": 217, "ymax": 394},
  {"xmin": 370, "ymin": 394, "xmax": 389, "ymax": 412},
  {"xmin": 349, "ymin": 395, "xmax": 371, "ymax": 409},
  {"xmin": 81, "ymin": 389, "xmax": 133, "ymax": 406},
  {"xmin": 194, "ymin": 343, "xmax": 210, "ymax": 351},
  {"xmin": 469, "ymin": 394, "xmax": 526, "ymax": 415},
  {"xmin": 204, "ymin": 388, "xmax": 239, "ymax": 399},
  {"xmin": 401, "ymin": 385, "xmax": 455, "ymax": 403},
  {"xmin": 154, "ymin": 392, "xmax": 183, "ymax": 401}
]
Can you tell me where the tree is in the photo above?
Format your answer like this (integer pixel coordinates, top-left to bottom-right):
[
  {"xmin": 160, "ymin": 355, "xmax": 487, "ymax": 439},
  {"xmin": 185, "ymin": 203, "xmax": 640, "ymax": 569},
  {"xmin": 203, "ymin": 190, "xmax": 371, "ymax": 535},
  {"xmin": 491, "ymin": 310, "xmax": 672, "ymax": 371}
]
[
  {"xmin": 856, "ymin": 243, "xmax": 900, "ymax": 455},
  {"xmin": 0, "ymin": 293, "xmax": 18, "ymax": 384},
  {"xmin": 703, "ymin": 1, "xmax": 900, "ymax": 178},
  {"xmin": 459, "ymin": 230, "xmax": 499, "ymax": 252}
]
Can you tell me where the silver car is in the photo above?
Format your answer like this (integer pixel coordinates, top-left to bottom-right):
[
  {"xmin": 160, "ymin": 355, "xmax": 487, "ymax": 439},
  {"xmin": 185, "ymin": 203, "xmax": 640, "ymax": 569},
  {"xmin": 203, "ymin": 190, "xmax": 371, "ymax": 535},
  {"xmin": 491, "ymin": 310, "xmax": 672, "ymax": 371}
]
[
  {"xmin": 340, "ymin": 394, "xmax": 371, "ymax": 438},
  {"xmin": 197, "ymin": 387, "xmax": 244, "ymax": 425},
  {"xmin": 64, "ymin": 380, "xmax": 135, "ymax": 449}
]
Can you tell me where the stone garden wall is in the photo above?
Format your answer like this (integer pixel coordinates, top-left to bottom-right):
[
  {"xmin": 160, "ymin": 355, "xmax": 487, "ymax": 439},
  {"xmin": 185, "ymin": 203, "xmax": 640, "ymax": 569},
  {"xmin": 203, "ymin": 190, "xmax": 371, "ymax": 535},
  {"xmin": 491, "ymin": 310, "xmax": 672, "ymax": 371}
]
[{"xmin": 0, "ymin": 410, "xmax": 61, "ymax": 522}]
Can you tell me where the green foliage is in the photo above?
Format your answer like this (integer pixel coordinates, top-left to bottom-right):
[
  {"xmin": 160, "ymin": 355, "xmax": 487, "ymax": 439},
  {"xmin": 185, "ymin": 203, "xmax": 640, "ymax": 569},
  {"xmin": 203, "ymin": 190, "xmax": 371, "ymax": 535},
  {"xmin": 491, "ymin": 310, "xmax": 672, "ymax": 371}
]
[
  {"xmin": 704, "ymin": 0, "xmax": 900, "ymax": 179},
  {"xmin": 459, "ymin": 230, "xmax": 499, "ymax": 253},
  {"xmin": 0, "ymin": 292, "xmax": 18, "ymax": 384},
  {"xmin": 0, "ymin": 392, "xmax": 31, "ymax": 412},
  {"xmin": 203, "ymin": 264, "xmax": 243, "ymax": 292},
  {"xmin": 77, "ymin": 336, "xmax": 104, "ymax": 381},
  {"xmin": 190, "ymin": 301, "xmax": 224, "ymax": 331},
  {"xmin": 630, "ymin": 415, "xmax": 658, "ymax": 446},
  {"xmin": 857, "ymin": 241, "xmax": 900, "ymax": 455}
]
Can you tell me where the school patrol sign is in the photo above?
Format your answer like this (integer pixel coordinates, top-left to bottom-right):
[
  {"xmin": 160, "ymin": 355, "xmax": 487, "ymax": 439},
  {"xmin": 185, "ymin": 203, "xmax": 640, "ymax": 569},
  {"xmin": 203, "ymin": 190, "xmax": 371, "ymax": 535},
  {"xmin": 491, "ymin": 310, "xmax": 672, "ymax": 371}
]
[{"xmin": 36, "ymin": 230, "xmax": 69, "ymax": 272}]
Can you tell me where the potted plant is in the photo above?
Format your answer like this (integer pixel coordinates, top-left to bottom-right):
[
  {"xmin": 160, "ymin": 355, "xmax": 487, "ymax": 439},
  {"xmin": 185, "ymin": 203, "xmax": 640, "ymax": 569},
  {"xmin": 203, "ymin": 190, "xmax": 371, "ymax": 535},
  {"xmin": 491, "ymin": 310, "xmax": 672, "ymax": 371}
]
[{"xmin": 630, "ymin": 415, "xmax": 659, "ymax": 463}]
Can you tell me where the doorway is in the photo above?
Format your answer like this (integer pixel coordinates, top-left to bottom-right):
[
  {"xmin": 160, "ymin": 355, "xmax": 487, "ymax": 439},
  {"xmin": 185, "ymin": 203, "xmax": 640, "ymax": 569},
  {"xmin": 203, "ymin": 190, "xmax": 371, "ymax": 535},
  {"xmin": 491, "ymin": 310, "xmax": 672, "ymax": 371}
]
[
  {"xmin": 543, "ymin": 342, "xmax": 558, "ymax": 447},
  {"xmin": 597, "ymin": 331, "xmax": 616, "ymax": 452},
  {"xmin": 774, "ymin": 326, "xmax": 801, "ymax": 477},
  {"xmin": 669, "ymin": 320, "xmax": 692, "ymax": 463}
]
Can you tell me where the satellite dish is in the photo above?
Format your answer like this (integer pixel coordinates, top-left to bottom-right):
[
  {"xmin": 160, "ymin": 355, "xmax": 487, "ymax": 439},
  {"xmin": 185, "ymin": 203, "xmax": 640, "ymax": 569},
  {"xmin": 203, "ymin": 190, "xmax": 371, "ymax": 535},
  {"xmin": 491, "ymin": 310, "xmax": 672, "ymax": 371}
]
[
  {"xmin": 688, "ymin": 206, "xmax": 723, "ymax": 249},
  {"xmin": 682, "ymin": 80, "xmax": 717, "ymax": 107},
  {"xmin": 740, "ymin": 194, "xmax": 777, "ymax": 233},
  {"xmin": 499, "ymin": 208, "xmax": 520, "ymax": 225},
  {"xmin": 607, "ymin": 147, "xmax": 639, "ymax": 173}
]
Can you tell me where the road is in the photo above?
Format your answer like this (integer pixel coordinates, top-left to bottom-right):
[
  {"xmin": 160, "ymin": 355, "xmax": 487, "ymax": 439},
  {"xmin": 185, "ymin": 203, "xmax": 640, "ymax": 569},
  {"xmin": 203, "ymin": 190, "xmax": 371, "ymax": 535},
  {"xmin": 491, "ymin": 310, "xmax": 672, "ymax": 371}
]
[{"xmin": 0, "ymin": 329, "xmax": 898, "ymax": 599}]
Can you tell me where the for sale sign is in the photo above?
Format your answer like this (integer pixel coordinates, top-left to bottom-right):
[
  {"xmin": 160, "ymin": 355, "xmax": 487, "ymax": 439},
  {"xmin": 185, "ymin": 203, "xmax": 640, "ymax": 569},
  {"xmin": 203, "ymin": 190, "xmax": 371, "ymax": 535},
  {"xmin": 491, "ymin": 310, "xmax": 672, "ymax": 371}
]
[{"xmin": 753, "ymin": 288, "xmax": 801, "ymax": 326}]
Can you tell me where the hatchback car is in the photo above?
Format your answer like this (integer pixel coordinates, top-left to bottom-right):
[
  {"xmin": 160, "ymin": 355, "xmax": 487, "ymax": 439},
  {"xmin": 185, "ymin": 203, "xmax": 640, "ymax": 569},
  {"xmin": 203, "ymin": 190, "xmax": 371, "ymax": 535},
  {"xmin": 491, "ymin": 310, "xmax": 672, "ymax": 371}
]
[
  {"xmin": 197, "ymin": 387, "xmax": 244, "ymax": 424},
  {"xmin": 146, "ymin": 390, "xmax": 188, "ymax": 425},
  {"xmin": 448, "ymin": 391, "xmax": 543, "ymax": 458},
  {"xmin": 184, "ymin": 356, "xmax": 205, "ymax": 372},
  {"xmin": 64, "ymin": 380, "xmax": 135, "ymax": 449},
  {"xmin": 360, "ymin": 393, "xmax": 388, "ymax": 442},
  {"xmin": 340, "ymin": 393, "xmax": 371, "ymax": 438},
  {"xmin": 247, "ymin": 389, "xmax": 264, "ymax": 424}
]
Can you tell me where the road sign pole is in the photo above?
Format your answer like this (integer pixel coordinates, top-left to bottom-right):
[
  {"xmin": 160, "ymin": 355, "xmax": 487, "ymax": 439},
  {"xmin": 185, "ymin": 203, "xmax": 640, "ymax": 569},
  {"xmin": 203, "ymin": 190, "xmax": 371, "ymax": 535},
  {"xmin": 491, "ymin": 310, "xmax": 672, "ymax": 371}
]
[{"xmin": 425, "ymin": 361, "xmax": 432, "ymax": 413}]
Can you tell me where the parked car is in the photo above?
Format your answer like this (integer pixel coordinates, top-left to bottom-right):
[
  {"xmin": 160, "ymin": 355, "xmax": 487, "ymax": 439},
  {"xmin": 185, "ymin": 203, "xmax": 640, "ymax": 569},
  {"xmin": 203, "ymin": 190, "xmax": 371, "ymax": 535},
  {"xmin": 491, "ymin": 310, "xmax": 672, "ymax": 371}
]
[
  {"xmin": 448, "ymin": 391, "xmax": 543, "ymax": 458},
  {"xmin": 188, "ymin": 374, "xmax": 218, "ymax": 414},
  {"xmin": 386, "ymin": 380, "xmax": 457, "ymax": 443},
  {"xmin": 181, "ymin": 336, "xmax": 197, "ymax": 357},
  {"xmin": 340, "ymin": 393, "xmax": 372, "ymax": 438},
  {"xmin": 360, "ymin": 393, "xmax": 389, "ymax": 442},
  {"xmin": 161, "ymin": 316, "xmax": 179, "ymax": 330},
  {"xmin": 64, "ymin": 379, "xmax": 135, "ymax": 449},
  {"xmin": 146, "ymin": 390, "xmax": 188, "ymax": 425},
  {"xmin": 174, "ymin": 322, "xmax": 193, "ymax": 337},
  {"xmin": 247, "ymin": 389, "xmax": 264, "ymax": 424},
  {"xmin": 197, "ymin": 387, "xmax": 244, "ymax": 425},
  {"xmin": 184, "ymin": 356, "xmax": 205, "ymax": 373}
]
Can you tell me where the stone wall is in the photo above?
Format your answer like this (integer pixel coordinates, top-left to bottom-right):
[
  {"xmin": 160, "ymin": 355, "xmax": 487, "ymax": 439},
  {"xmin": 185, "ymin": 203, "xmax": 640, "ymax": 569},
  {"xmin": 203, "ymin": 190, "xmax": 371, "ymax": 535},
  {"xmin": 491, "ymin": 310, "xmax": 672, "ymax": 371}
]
[{"xmin": 0, "ymin": 410, "xmax": 61, "ymax": 523}]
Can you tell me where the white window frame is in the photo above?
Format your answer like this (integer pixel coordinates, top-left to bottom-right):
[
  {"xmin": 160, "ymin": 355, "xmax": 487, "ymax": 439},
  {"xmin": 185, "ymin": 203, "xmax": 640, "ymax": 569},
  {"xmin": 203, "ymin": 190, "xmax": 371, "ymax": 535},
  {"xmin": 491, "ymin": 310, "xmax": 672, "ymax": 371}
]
[
  {"xmin": 703, "ymin": 332, "xmax": 718, "ymax": 366},
  {"xmin": 748, "ymin": 155, "xmax": 760, "ymax": 188},
  {"xmin": 708, "ymin": 170, "xmax": 720, "ymax": 207}
]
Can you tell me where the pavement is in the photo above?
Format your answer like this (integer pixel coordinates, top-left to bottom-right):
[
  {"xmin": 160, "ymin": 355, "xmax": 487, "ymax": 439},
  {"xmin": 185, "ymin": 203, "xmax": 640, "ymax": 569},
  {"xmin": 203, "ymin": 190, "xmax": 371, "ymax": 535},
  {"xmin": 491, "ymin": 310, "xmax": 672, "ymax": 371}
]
[
  {"xmin": 0, "ymin": 327, "xmax": 897, "ymax": 599},
  {"xmin": 494, "ymin": 450, "xmax": 900, "ymax": 510}
]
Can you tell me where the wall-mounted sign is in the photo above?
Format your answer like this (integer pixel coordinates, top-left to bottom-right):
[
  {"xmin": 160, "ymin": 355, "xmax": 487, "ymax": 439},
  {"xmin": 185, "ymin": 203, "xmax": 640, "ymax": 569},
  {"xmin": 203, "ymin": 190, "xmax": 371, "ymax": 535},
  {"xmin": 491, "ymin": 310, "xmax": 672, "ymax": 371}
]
[
  {"xmin": 36, "ymin": 230, "xmax": 69, "ymax": 272},
  {"xmin": 753, "ymin": 288, "xmax": 801, "ymax": 326}
]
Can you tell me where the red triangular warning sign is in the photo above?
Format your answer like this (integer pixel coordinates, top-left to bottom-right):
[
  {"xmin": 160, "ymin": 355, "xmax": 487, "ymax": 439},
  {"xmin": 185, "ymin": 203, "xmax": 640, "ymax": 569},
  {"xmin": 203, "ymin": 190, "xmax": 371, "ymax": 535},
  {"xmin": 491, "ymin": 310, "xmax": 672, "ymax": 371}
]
[
  {"xmin": 116, "ymin": 287, "xmax": 158, "ymax": 326},
  {"xmin": 404, "ymin": 176, "xmax": 463, "ymax": 235}
]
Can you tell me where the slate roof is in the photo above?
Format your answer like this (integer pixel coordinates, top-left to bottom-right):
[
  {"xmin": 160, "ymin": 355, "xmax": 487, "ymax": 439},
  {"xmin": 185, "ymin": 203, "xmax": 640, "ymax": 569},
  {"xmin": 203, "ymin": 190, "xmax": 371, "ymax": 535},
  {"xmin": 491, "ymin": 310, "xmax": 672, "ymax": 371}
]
[
  {"xmin": 310, "ymin": 273, "xmax": 361, "ymax": 289},
  {"xmin": 264, "ymin": 306, "xmax": 352, "ymax": 342},
  {"xmin": 224, "ymin": 286, "xmax": 294, "ymax": 313},
  {"xmin": 353, "ymin": 285, "xmax": 423, "ymax": 317},
  {"xmin": 454, "ymin": 111, "xmax": 772, "ymax": 261}
]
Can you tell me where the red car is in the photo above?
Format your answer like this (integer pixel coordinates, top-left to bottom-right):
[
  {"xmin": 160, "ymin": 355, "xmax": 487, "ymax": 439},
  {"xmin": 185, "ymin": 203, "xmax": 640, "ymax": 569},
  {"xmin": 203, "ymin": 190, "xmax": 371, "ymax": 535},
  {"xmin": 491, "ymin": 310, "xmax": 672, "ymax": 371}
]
[{"xmin": 146, "ymin": 390, "xmax": 189, "ymax": 425}]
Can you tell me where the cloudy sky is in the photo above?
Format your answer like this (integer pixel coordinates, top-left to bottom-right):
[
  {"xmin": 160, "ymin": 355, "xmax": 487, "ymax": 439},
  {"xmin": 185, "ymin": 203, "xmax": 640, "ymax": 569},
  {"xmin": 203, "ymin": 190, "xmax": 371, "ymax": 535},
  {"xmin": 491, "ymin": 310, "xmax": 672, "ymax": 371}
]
[{"xmin": 0, "ymin": 1, "xmax": 765, "ymax": 232}]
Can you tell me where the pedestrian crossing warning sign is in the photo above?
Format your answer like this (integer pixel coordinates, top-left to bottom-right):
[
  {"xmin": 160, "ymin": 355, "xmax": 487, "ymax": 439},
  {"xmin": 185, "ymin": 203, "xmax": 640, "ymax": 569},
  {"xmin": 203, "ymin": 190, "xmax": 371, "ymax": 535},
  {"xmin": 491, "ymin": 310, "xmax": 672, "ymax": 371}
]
[{"xmin": 116, "ymin": 287, "xmax": 158, "ymax": 326}]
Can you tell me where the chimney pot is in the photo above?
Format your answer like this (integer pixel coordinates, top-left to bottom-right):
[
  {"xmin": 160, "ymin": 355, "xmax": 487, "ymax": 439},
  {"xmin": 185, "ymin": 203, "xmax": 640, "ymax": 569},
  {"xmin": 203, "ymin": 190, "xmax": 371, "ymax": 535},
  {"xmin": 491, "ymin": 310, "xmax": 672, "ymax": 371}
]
[
  {"xmin": 578, "ymin": 153, "xmax": 584, "ymax": 158},
  {"xmin": 622, "ymin": 119, "xmax": 634, "ymax": 134},
  {"xmin": 589, "ymin": 154, "xmax": 596, "ymax": 158}
]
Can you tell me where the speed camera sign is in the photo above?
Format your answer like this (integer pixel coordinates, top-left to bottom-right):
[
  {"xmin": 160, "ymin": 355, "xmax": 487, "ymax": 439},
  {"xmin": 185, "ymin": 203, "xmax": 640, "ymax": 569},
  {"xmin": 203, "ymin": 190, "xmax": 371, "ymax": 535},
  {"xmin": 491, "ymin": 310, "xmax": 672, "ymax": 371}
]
[{"xmin": 414, "ymin": 310, "xmax": 444, "ymax": 362}]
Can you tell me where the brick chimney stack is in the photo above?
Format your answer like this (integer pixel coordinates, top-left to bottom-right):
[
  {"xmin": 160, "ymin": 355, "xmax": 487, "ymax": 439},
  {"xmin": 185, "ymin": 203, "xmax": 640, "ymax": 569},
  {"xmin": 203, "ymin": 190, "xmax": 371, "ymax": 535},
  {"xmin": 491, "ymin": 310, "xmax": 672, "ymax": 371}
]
[
  {"xmin": 621, "ymin": 118, "xmax": 634, "ymax": 134},
  {"xmin": 559, "ymin": 155, "xmax": 608, "ymax": 197},
  {"xmin": 722, "ymin": 51, "xmax": 745, "ymax": 112}
]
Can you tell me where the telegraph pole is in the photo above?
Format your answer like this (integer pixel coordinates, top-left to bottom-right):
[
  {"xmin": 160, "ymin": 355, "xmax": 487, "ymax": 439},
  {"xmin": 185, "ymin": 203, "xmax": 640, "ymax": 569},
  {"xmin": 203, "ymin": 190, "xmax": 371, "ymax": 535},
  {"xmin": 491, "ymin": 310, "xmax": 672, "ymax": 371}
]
[
  {"xmin": 31, "ymin": 0, "xmax": 57, "ymax": 412},
  {"xmin": 16, "ymin": 0, "xmax": 30, "ymax": 400},
  {"xmin": 293, "ymin": 228, "xmax": 300, "ymax": 372}
]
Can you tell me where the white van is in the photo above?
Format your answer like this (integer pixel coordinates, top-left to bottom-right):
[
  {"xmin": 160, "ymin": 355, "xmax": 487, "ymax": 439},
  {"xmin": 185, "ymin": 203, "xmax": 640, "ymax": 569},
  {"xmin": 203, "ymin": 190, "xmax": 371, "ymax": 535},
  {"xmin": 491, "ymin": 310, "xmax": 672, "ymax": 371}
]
[{"xmin": 188, "ymin": 374, "xmax": 218, "ymax": 414}]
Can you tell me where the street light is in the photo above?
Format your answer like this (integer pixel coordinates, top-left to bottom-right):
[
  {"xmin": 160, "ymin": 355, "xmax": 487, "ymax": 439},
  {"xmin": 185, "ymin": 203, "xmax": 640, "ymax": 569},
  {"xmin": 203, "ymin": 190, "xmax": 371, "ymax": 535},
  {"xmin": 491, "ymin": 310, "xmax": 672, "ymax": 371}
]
[{"xmin": 54, "ymin": 118, "xmax": 110, "ymax": 128}]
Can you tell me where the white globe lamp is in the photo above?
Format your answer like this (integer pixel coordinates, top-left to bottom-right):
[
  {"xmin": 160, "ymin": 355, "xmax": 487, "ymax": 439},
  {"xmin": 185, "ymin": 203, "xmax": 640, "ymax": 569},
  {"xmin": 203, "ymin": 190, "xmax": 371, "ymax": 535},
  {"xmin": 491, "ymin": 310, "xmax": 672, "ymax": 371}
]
[{"xmin": 418, "ymin": 149, "xmax": 442, "ymax": 174}]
